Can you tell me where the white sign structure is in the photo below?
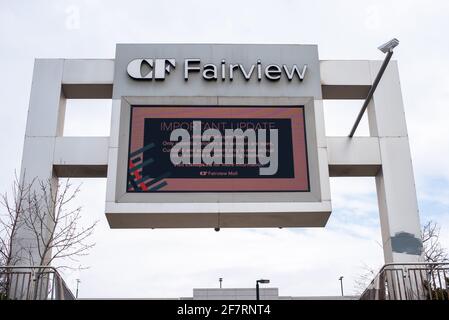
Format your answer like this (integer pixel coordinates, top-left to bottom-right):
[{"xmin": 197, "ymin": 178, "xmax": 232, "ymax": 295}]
[{"xmin": 17, "ymin": 44, "xmax": 423, "ymax": 266}]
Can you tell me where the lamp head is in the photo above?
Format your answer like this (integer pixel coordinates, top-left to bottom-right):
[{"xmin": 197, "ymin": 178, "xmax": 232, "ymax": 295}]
[
  {"xmin": 257, "ymin": 279, "xmax": 270, "ymax": 284},
  {"xmin": 378, "ymin": 38, "xmax": 399, "ymax": 53}
]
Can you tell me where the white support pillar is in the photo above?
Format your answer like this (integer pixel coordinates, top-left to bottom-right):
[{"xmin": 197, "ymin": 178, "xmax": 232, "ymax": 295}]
[
  {"xmin": 14, "ymin": 59, "xmax": 65, "ymax": 266},
  {"xmin": 10, "ymin": 58, "xmax": 115, "ymax": 299},
  {"xmin": 367, "ymin": 60, "xmax": 423, "ymax": 263}
]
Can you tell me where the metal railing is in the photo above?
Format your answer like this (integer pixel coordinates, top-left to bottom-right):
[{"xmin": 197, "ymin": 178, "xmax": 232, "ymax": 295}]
[
  {"xmin": 360, "ymin": 262, "xmax": 449, "ymax": 300},
  {"xmin": 0, "ymin": 266, "xmax": 75, "ymax": 300}
]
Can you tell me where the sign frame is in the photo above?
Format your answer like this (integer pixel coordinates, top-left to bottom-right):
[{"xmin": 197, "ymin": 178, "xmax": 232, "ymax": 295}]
[
  {"xmin": 126, "ymin": 105, "xmax": 310, "ymax": 193},
  {"xmin": 114, "ymin": 96, "xmax": 324, "ymax": 204}
]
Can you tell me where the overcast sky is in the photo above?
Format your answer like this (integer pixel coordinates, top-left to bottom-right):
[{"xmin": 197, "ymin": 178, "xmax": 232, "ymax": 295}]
[{"xmin": 1, "ymin": 0, "xmax": 448, "ymax": 298}]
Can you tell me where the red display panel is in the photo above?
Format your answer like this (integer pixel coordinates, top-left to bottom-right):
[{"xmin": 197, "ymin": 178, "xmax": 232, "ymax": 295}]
[{"xmin": 127, "ymin": 106, "xmax": 309, "ymax": 192}]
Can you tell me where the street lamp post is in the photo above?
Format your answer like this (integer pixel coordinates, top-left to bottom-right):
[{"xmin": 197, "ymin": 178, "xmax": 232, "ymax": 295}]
[
  {"xmin": 219, "ymin": 277, "xmax": 223, "ymax": 289},
  {"xmin": 339, "ymin": 276, "xmax": 344, "ymax": 297},
  {"xmin": 349, "ymin": 38, "xmax": 399, "ymax": 137},
  {"xmin": 76, "ymin": 279, "xmax": 81, "ymax": 299},
  {"xmin": 256, "ymin": 279, "xmax": 270, "ymax": 300}
]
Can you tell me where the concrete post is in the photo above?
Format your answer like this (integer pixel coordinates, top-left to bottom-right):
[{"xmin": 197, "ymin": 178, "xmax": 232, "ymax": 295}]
[
  {"xmin": 14, "ymin": 59, "xmax": 65, "ymax": 267},
  {"xmin": 367, "ymin": 60, "xmax": 423, "ymax": 264}
]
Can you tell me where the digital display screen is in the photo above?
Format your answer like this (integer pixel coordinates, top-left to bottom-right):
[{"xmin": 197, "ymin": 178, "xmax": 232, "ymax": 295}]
[{"xmin": 127, "ymin": 106, "xmax": 309, "ymax": 192}]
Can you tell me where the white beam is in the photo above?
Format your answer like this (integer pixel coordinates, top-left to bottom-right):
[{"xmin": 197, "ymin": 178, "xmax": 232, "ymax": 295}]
[
  {"xmin": 53, "ymin": 137, "xmax": 109, "ymax": 177},
  {"xmin": 327, "ymin": 137, "xmax": 381, "ymax": 176},
  {"xmin": 320, "ymin": 60, "xmax": 373, "ymax": 99},
  {"xmin": 62, "ymin": 59, "xmax": 114, "ymax": 84},
  {"xmin": 105, "ymin": 201, "xmax": 332, "ymax": 228},
  {"xmin": 320, "ymin": 60, "xmax": 372, "ymax": 85},
  {"xmin": 53, "ymin": 137, "xmax": 109, "ymax": 165},
  {"xmin": 62, "ymin": 59, "xmax": 114, "ymax": 98}
]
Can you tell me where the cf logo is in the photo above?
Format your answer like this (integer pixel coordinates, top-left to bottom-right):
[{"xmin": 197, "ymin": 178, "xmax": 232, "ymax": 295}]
[{"xmin": 127, "ymin": 58, "xmax": 176, "ymax": 80}]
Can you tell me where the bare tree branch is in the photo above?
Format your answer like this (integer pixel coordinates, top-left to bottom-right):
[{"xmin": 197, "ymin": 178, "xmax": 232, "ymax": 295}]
[
  {"xmin": 422, "ymin": 220, "xmax": 448, "ymax": 264},
  {"xmin": 1, "ymin": 175, "xmax": 97, "ymax": 295}
]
